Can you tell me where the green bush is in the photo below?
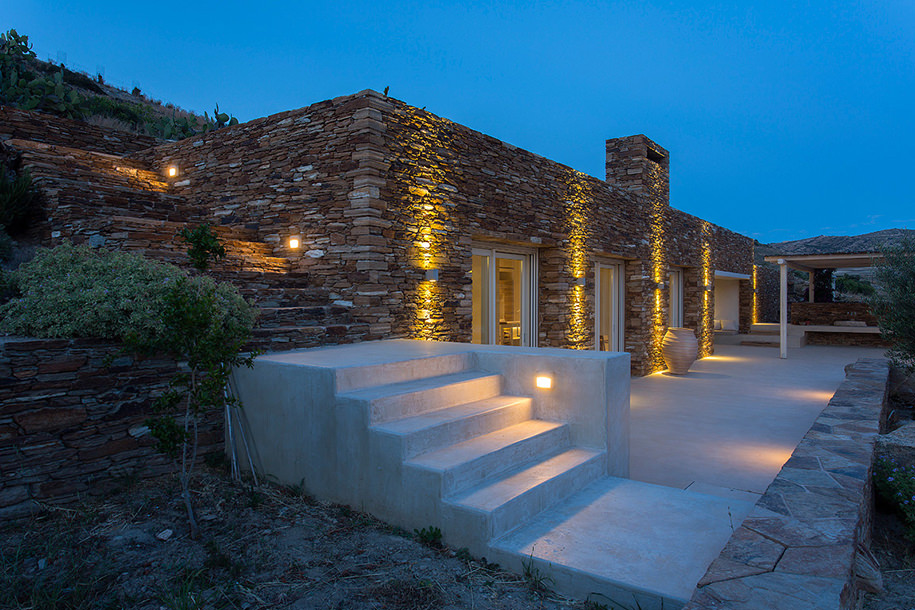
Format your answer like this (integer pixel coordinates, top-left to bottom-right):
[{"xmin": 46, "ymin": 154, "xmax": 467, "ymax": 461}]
[
  {"xmin": 0, "ymin": 166, "xmax": 39, "ymax": 235},
  {"xmin": 179, "ymin": 223, "xmax": 226, "ymax": 271},
  {"xmin": 0, "ymin": 242, "xmax": 257, "ymax": 538},
  {"xmin": 871, "ymin": 239, "xmax": 915, "ymax": 372},
  {"xmin": 0, "ymin": 242, "xmax": 183, "ymax": 340}
]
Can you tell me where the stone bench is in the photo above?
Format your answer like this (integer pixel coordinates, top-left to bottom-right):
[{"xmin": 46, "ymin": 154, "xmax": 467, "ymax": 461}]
[{"xmin": 789, "ymin": 325, "xmax": 882, "ymax": 348}]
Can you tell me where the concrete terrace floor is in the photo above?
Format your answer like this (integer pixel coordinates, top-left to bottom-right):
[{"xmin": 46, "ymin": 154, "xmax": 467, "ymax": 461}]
[{"xmin": 630, "ymin": 342, "xmax": 886, "ymax": 503}]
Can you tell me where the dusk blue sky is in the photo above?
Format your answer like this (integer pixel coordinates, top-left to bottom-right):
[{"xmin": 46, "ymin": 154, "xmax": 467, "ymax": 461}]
[{"xmin": 6, "ymin": 1, "xmax": 914, "ymax": 243}]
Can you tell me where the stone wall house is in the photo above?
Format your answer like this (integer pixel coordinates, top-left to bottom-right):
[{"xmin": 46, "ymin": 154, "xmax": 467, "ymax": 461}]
[{"xmin": 2, "ymin": 89, "xmax": 758, "ymax": 375}]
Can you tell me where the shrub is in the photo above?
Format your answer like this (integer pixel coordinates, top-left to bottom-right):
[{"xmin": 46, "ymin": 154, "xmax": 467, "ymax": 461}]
[
  {"xmin": 871, "ymin": 239, "xmax": 915, "ymax": 372},
  {"xmin": 179, "ymin": 223, "xmax": 226, "ymax": 271},
  {"xmin": 0, "ymin": 225, "xmax": 12, "ymax": 262},
  {"xmin": 0, "ymin": 166, "xmax": 39, "ymax": 235},
  {"xmin": 0, "ymin": 242, "xmax": 182, "ymax": 340},
  {"xmin": 873, "ymin": 456, "xmax": 915, "ymax": 540}
]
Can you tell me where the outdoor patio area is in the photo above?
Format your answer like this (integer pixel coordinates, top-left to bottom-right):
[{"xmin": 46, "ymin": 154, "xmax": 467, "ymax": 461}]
[{"xmin": 630, "ymin": 343, "xmax": 885, "ymax": 501}]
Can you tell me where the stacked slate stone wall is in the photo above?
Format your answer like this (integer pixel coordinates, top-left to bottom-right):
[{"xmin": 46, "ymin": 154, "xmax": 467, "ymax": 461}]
[
  {"xmin": 379, "ymin": 97, "xmax": 754, "ymax": 373},
  {"xmin": 790, "ymin": 302, "xmax": 878, "ymax": 326},
  {"xmin": 141, "ymin": 94, "xmax": 388, "ymax": 342},
  {"xmin": 0, "ymin": 337, "xmax": 221, "ymax": 518},
  {"xmin": 0, "ymin": 105, "xmax": 160, "ymax": 154},
  {"xmin": 5, "ymin": 92, "xmax": 756, "ymax": 375},
  {"xmin": 755, "ymin": 262, "xmax": 781, "ymax": 323}
]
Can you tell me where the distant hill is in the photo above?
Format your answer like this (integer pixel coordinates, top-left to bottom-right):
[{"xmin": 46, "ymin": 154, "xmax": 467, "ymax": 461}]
[{"xmin": 762, "ymin": 228, "xmax": 915, "ymax": 257}]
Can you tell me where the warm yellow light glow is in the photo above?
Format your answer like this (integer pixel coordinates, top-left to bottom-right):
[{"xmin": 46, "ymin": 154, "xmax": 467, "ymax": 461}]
[
  {"xmin": 561, "ymin": 170, "xmax": 595, "ymax": 349},
  {"xmin": 698, "ymin": 222, "xmax": 714, "ymax": 358},
  {"xmin": 289, "ymin": 237, "xmax": 300, "ymax": 249},
  {"xmin": 535, "ymin": 375, "xmax": 553, "ymax": 389},
  {"xmin": 167, "ymin": 165, "xmax": 178, "ymax": 178},
  {"xmin": 751, "ymin": 264, "xmax": 759, "ymax": 325}
]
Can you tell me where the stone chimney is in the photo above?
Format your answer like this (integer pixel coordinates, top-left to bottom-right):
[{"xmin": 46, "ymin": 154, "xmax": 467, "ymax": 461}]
[{"xmin": 605, "ymin": 135, "xmax": 669, "ymax": 207}]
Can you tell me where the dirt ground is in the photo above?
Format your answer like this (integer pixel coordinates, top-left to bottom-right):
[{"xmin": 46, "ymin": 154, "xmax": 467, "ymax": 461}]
[
  {"xmin": 861, "ymin": 509, "xmax": 915, "ymax": 610},
  {"xmin": 0, "ymin": 467, "xmax": 600, "ymax": 610},
  {"xmin": 4, "ymin": 459, "xmax": 915, "ymax": 610},
  {"xmin": 862, "ymin": 391, "xmax": 915, "ymax": 610}
]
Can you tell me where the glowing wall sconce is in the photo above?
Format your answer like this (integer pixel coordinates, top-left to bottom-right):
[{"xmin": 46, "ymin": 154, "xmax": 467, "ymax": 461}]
[
  {"xmin": 535, "ymin": 375, "xmax": 553, "ymax": 389},
  {"xmin": 574, "ymin": 276, "xmax": 586, "ymax": 287},
  {"xmin": 703, "ymin": 283, "xmax": 713, "ymax": 291},
  {"xmin": 425, "ymin": 268, "xmax": 439, "ymax": 282},
  {"xmin": 288, "ymin": 237, "xmax": 300, "ymax": 249},
  {"xmin": 167, "ymin": 165, "xmax": 178, "ymax": 178}
]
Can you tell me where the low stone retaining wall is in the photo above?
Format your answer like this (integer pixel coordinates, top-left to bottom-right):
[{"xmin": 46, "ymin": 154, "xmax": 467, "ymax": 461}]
[
  {"xmin": 0, "ymin": 336, "xmax": 222, "ymax": 519},
  {"xmin": 685, "ymin": 357, "xmax": 890, "ymax": 610}
]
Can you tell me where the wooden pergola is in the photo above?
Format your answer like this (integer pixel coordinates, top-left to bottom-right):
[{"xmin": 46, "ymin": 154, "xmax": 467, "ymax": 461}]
[{"xmin": 762, "ymin": 252, "xmax": 882, "ymax": 358}]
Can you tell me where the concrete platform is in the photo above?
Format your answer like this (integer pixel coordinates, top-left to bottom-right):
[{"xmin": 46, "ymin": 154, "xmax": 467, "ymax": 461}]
[
  {"xmin": 489, "ymin": 477, "xmax": 754, "ymax": 608},
  {"xmin": 630, "ymin": 344, "xmax": 885, "ymax": 500},
  {"xmin": 490, "ymin": 343, "xmax": 884, "ymax": 608}
]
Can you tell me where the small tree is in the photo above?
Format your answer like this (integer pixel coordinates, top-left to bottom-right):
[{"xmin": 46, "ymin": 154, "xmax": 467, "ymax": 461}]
[
  {"xmin": 870, "ymin": 239, "xmax": 915, "ymax": 372},
  {"xmin": 127, "ymin": 275, "xmax": 256, "ymax": 538}
]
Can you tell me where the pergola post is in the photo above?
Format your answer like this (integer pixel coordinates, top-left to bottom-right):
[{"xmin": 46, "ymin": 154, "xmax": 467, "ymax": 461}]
[
  {"xmin": 779, "ymin": 259, "xmax": 788, "ymax": 359},
  {"xmin": 808, "ymin": 270, "xmax": 815, "ymax": 302}
]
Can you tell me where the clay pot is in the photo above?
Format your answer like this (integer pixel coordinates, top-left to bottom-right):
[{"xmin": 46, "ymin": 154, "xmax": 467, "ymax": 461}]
[{"xmin": 662, "ymin": 327, "xmax": 698, "ymax": 375}]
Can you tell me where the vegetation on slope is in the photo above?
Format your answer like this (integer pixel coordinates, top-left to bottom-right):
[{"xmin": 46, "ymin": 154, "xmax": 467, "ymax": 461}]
[{"xmin": 0, "ymin": 29, "xmax": 238, "ymax": 140}]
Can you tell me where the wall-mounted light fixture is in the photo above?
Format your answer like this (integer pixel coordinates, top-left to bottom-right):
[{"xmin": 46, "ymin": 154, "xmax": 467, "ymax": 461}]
[
  {"xmin": 703, "ymin": 282, "xmax": 713, "ymax": 291},
  {"xmin": 167, "ymin": 165, "xmax": 178, "ymax": 178},
  {"xmin": 535, "ymin": 375, "xmax": 553, "ymax": 389},
  {"xmin": 574, "ymin": 276, "xmax": 586, "ymax": 287},
  {"xmin": 289, "ymin": 237, "xmax": 300, "ymax": 249},
  {"xmin": 425, "ymin": 268, "xmax": 439, "ymax": 282}
]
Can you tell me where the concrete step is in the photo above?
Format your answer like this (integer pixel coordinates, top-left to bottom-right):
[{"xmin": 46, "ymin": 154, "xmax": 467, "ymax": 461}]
[
  {"xmin": 335, "ymin": 352, "xmax": 474, "ymax": 393},
  {"xmin": 750, "ymin": 323, "xmax": 779, "ymax": 334},
  {"xmin": 338, "ymin": 371, "xmax": 502, "ymax": 423},
  {"xmin": 714, "ymin": 332, "xmax": 780, "ymax": 346},
  {"xmin": 487, "ymin": 477, "xmax": 754, "ymax": 610},
  {"xmin": 444, "ymin": 448, "xmax": 606, "ymax": 545},
  {"xmin": 372, "ymin": 395, "xmax": 533, "ymax": 459},
  {"xmin": 406, "ymin": 420, "xmax": 570, "ymax": 496}
]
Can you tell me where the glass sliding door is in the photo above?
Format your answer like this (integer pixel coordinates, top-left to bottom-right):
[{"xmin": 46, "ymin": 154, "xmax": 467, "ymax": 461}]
[
  {"xmin": 669, "ymin": 268, "xmax": 683, "ymax": 328},
  {"xmin": 471, "ymin": 247, "xmax": 534, "ymax": 346},
  {"xmin": 471, "ymin": 254, "xmax": 491, "ymax": 344},
  {"xmin": 596, "ymin": 262, "xmax": 624, "ymax": 351}
]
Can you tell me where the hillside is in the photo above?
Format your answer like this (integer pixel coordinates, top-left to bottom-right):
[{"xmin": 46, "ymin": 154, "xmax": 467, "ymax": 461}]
[
  {"xmin": 0, "ymin": 29, "xmax": 235, "ymax": 140},
  {"xmin": 763, "ymin": 228, "xmax": 915, "ymax": 257}
]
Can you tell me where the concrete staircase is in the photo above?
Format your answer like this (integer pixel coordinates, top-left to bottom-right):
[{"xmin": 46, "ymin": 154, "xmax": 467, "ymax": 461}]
[
  {"xmin": 332, "ymin": 353, "xmax": 609, "ymax": 559},
  {"xmin": 235, "ymin": 341, "xmax": 751, "ymax": 609}
]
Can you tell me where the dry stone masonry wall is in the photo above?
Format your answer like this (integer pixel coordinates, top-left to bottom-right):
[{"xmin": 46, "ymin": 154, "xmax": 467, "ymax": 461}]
[
  {"xmin": 0, "ymin": 337, "xmax": 222, "ymax": 518},
  {"xmin": 0, "ymin": 105, "xmax": 160, "ymax": 154}
]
